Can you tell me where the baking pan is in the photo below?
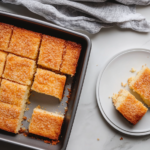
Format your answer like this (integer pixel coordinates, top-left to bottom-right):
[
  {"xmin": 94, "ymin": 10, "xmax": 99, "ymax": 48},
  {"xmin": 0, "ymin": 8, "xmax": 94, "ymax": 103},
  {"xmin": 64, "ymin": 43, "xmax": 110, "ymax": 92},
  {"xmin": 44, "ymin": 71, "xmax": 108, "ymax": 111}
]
[{"xmin": 0, "ymin": 10, "xmax": 91, "ymax": 150}]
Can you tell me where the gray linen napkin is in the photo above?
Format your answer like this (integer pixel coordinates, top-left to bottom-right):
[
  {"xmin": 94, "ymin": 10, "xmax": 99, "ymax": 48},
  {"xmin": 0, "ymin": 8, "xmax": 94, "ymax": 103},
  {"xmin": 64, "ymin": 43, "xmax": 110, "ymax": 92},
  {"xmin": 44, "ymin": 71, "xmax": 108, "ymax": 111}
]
[
  {"xmin": 2, "ymin": 0, "xmax": 150, "ymax": 34},
  {"xmin": 72, "ymin": 0, "xmax": 150, "ymax": 5}
]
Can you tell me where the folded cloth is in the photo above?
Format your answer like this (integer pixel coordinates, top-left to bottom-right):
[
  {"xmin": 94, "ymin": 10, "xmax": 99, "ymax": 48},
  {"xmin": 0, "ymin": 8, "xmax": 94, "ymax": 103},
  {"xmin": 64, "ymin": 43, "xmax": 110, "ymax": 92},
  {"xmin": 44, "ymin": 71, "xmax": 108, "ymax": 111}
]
[
  {"xmin": 2, "ymin": 0, "xmax": 150, "ymax": 34},
  {"xmin": 72, "ymin": 0, "xmax": 150, "ymax": 5}
]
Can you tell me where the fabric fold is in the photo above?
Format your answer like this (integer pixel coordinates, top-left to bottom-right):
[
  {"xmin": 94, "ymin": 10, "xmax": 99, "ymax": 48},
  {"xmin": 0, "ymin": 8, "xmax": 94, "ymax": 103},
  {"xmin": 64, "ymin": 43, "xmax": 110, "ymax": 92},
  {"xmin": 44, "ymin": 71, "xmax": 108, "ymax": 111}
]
[{"xmin": 2, "ymin": 0, "xmax": 150, "ymax": 34}]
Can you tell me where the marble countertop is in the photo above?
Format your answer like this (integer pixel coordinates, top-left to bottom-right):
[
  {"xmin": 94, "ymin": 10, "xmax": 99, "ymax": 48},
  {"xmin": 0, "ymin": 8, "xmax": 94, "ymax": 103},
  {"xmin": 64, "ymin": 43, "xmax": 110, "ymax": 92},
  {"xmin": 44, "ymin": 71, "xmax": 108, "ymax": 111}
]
[{"xmin": 0, "ymin": 2, "xmax": 150, "ymax": 150}]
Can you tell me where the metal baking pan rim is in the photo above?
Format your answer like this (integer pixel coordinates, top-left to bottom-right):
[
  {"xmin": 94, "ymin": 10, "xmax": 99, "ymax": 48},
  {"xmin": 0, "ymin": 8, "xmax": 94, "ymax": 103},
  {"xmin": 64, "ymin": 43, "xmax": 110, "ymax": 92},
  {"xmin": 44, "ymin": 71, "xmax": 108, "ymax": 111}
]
[{"xmin": 0, "ymin": 9, "xmax": 92, "ymax": 150}]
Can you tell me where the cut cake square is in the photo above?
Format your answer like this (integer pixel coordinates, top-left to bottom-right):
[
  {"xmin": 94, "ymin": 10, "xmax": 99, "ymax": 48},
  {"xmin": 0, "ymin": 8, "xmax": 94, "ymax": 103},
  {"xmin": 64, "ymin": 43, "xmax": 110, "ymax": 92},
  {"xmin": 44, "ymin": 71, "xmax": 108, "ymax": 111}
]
[
  {"xmin": 0, "ymin": 102, "xmax": 24, "ymax": 133},
  {"xmin": 6, "ymin": 27, "xmax": 41, "ymax": 60},
  {"xmin": 29, "ymin": 108, "xmax": 64, "ymax": 140},
  {"xmin": 0, "ymin": 22, "xmax": 13, "ymax": 51},
  {"xmin": 31, "ymin": 68, "xmax": 66, "ymax": 100},
  {"xmin": 0, "ymin": 79, "xmax": 30, "ymax": 107},
  {"xmin": 60, "ymin": 41, "xmax": 81, "ymax": 76},
  {"xmin": 3, "ymin": 54, "xmax": 36, "ymax": 86},
  {"xmin": 128, "ymin": 66, "xmax": 150, "ymax": 107},
  {"xmin": 112, "ymin": 89, "xmax": 147, "ymax": 125},
  {"xmin": 38, "ymin": 35, "xmax": 66, "ymax": 71},
  {"xmin": 0, "ymin": 51, "xmax": 7, "ymax": 77}
]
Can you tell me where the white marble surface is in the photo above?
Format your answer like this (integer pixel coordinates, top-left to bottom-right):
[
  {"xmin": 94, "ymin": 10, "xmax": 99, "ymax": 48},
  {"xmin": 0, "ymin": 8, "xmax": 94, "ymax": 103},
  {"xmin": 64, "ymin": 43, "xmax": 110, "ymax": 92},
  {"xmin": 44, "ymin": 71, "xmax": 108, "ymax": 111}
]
[{"xmin": 0, "ymin": 2, "xmax": 150, "ymax": 150}]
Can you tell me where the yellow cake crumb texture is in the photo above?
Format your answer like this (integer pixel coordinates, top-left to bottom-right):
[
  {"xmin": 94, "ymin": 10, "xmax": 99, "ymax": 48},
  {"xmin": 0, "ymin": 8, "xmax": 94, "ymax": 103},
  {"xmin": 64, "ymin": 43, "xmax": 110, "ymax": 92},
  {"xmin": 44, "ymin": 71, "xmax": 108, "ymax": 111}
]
[
  {"xmin": 121, "ymin": 82, "xmax": 127, "ymax": 87},
  {"xmin": 130, "ymin": 67, "xmax": 136, "ymax": 73}
]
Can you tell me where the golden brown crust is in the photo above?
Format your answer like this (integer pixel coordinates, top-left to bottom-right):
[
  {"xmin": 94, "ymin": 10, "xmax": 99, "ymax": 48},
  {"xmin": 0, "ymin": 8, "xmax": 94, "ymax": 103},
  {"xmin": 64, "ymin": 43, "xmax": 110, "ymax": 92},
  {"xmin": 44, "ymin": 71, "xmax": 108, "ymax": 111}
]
[
  {"xmin": 0, "ymin": 102, "xmax": 21, "ymax": 133},
  {"xmin": 60, "ymin": 41, "xmax": 81, "ymax": 76},
  {"xmin": 3, "ymin": 54, "xmax": 36, "ymax": 85},
  {"xmin": 0, "ymin": 22, "xmax": 13, "ymax": 51},
  {"xmin": 38, "ymin": 35, "xmax": 66, "ymax": 71},
  {"xmin": 0, "ymin": 51, "xmax": 7, "ymax": 77},
  {"xmin": 131, "ymin": 68, "xmax": 150, "ymax": 103},
  {"xmin": 118, "ymin": 92, "xmax": 147, "ymax": 125},
  {"xmin": 29, "ymin": 108, "xmax": 64, "ymax": 140},
  {"xmin": 31, "ymin": 68, "xmax": 66, "ymax": 100},
  {"xmin": 0, "ymin": 79, "xmax": 29, "ymax": 107},
  {"xmin": 7, "ymin": 27, "xmax": 42, "ymax": 60}
]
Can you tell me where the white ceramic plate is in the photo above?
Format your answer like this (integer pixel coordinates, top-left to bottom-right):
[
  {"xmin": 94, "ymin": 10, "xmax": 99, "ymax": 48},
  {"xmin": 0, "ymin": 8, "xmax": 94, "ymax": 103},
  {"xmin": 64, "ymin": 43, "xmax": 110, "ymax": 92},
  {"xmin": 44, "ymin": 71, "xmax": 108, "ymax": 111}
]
[{"xmin": 96, "ymin": 48, "xmax": 150, "ymax": 136}]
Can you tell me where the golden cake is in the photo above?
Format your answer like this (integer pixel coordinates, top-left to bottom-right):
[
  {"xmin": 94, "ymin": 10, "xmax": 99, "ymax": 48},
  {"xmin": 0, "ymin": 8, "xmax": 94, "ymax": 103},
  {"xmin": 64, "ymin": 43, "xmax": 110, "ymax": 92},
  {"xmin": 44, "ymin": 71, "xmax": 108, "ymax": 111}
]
[
  {"xmin": 38, "ymin": 35, "xmax": 66, "ymax": 71},
  {"xmin": 128, "ymin": 66, "xmax": 150, "ymax": 107},
  {"xmin": 0, "ymin": 79, "xmax": 30, "ymax": 107},
  {"xmin": 0, "ymin": 102, "xmax": 23, "ymax": 133},
  {"xmin": 29, "ymin": 108, "xmax": 64, "ymax": 140},
  {"xmin": 6, "ymin": 27, "xmax": 41, "ymax": 60},
  {"xmin": 0, "ymin": 22, "xmax": 13, "ymax": 51},
  {"xmin": 3, "ymin": 54, "xmax": 36, "ymax": 86},
  {"xmin": 0, "ymin": 51, "xmax": 7, "ymax": 77},
  {"xmin": 60, "ymin": 41, "xmax": 81, "ymax": 76},
  {"xmin": 31, "ymin": 68, "xmax": 66, "ymax": 100},
  {"xmin": 112, "ymin": 89, "xmax": 147, "ymax": 125}
]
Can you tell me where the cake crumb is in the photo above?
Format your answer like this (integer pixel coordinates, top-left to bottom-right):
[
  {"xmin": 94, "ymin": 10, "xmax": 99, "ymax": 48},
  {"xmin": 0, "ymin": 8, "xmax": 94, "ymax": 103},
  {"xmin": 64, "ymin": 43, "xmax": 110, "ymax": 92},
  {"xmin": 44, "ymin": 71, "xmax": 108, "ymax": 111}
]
[
  {"xmin": 37, "ymin": 105, "xmax": 41, "ymax": 109},
  {"xmin": 27, "ymin": 118, "xmax": 31, "ymax": 123},
  {"xmin": 67, "ymin": 88, "xmax": 71, "ymax": 92},
  {"xmin": 26, "ymin": 100, "xmax": 31, "ymax": 105},
  {"xmin": 121, "ymin": 82, "xmax": 127, "ymax": 87},
  {"xmin": 130, "ymin": 68, "xmax": 136, "ymax": 73},
  {"xmin": 23, "ymin": 116, "xmax": 27, "ymax": 120},
  {"xmin": 25, "ymin": 107, "xmax": 29, "ymax": 111},
  {"xmin": 97, "ymin": 138, "xmax": 99, "ymax": 141},
  {"xmin": 19, "ymin": 127, "xmax": 26, "ymax": 133},
  {"xmin": 120, "ymin": 137, "xmax": 123, "ymax": 140}
]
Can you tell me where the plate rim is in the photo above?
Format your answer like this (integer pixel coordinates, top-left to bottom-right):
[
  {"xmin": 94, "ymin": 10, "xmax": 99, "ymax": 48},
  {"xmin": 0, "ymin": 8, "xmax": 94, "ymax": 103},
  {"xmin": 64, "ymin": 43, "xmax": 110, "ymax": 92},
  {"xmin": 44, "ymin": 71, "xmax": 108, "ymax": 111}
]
[{"xmin": 96, "ymin": 48, "xmax": 150, "ymax": 136}]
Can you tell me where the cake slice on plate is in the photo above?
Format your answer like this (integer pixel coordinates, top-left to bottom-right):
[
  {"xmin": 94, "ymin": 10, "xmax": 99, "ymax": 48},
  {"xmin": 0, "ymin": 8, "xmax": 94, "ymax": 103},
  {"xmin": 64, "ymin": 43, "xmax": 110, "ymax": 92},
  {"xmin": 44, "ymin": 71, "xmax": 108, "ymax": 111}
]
[
  {"xmin": 29, "ymin": 108, "xmax": 64, "ymax": 140},
  {"xmin": 128, "ymin": 66, "xmax": 150, "ymax": 107},
  {"xmin": 112, "ymin": 89, "xmax": 147, "ymax": 125}
]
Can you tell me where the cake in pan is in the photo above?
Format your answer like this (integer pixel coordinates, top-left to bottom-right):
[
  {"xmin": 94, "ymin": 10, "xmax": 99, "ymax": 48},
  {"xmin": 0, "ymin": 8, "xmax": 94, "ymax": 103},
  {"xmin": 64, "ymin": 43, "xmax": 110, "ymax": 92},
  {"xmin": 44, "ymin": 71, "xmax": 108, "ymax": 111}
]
[
  {"xmin": 0, "ymin": 51, "xmax": 7, "ymax": 77},
  {"xmin": 128, "ymin": 66, "xmax": 150, "ymax": 107},
  {"xmin": 3, "ymin": 54, "xmax": 36, "ymax": 86},
  {"xmin": 60, "ymin": 41, "xmax": 81, "ymax": 76},
  {"xmin": 0, "ymin": 22, "xmax": 13, "ymax": 51},
  {"xmin": 0, "ymin": 79, "xmax": 30, "ymax": 107},
  {"xmin": 31, "ymin": 68, "xmax": 66, "ymax": 100},
  {"xmin": 6, "ymin": 27, "xmax": 42, "ymax": 60},
  {"xmin": 112, "ymin": 89, "xmax": 147, "ymax": 125},
  {"xmin": 38, "ymin": 35, "xmax": 66, "ymax": 71},
  {"xmin": 0, "ymin": 102, "xmax": 24, "ymax": 134},
  {"xmin": 29, "ymin": 108, "xmax": 64, "ymax": 140}
]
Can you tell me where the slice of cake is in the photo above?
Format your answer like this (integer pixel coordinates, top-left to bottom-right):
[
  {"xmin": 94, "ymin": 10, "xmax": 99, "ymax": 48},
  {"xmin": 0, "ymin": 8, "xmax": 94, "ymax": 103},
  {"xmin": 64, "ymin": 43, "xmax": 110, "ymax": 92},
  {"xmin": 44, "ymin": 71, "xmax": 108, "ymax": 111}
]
[
  {"xmin": 128, "ymin": 66, "xmax": 150, "ymax": 107},
  {"xmin": 0, "ymin": 102, "xmax": 23, "ymax": 133},
  {"xmin": 60, "ymin": 41, "xmax": 81, "ymax": 76},
  {"xmin": 38, "ymin": 35, "xmax": 66, "ymax": 71},
  {"xmin": 0, "ymin": 79, "xmax": 30, "ymax": 107},
  {"xmin": 0, "ymin": 22, "xmax": 13, "ymax": 51},
  {"xmin": 29, "ymin": 108, "xmax": 64, "ymax": 140},
  {"xmin": 0, "ymin": 51, "xmax": 7, "ymax": 77},
  {"xmin": 31, "ymin": 68, "xmax": 66, "ymax": 100},
  {"xmin": 112, "ymin": 89, "xmax": 147, "ymax": 125},
  {"xmin": 3, "ymin": 54, "xmax": 36, "ymax": 86},
  {"xmin": 6, "ymin": 27, "xmax": 41, "ymax": 60}
]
